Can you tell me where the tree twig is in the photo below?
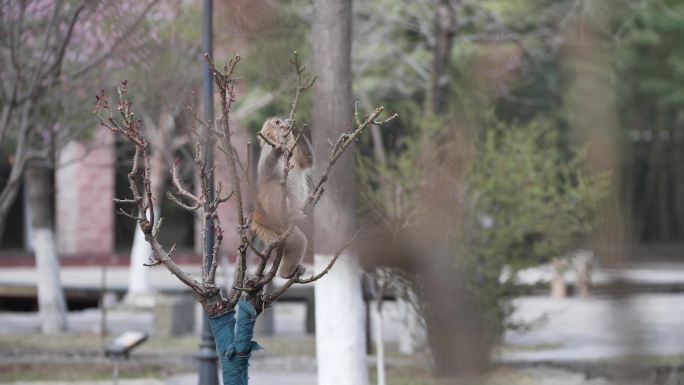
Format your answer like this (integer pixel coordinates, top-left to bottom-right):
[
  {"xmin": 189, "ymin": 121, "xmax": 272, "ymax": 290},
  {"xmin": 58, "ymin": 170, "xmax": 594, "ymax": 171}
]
[
  {"xmin": 97, "ymin": 52, "xmax": 396, "ymax": 316},
  {"xmin": 297, "ymin": 228, "xmax": 362, "ymax": 284}
]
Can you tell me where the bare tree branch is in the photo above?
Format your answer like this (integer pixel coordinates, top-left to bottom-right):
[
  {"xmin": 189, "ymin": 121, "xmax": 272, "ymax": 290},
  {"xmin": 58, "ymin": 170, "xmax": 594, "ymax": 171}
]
[
  {"xmin": 170, "ymin": 156, "xmax": 201, "ymax": 207},
  {"xmin": 297, "ymin": 228, "xmax": 362, "ymax": 284},
  {"xmin": 97, "ymin": 81, "xmax": 205, "ymax": 296},
  {"xmin": 97, "ymin": 51, "xmax": 396, "ymax": 316},
  {"xmin": 70, "ymin": 0, "xmax": 161, "ymax": 79}
]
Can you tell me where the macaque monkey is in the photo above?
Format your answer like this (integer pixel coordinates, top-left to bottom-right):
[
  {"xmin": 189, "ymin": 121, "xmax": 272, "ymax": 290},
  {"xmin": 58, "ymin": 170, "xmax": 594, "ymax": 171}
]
[{"xmin": 251, "ymin": 117, "xmax": 313, "ymax": 278}]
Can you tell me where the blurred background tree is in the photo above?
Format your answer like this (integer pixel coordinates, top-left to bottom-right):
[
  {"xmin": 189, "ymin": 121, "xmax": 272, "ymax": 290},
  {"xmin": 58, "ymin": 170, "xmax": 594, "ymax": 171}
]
[
  {"xmin": 186, "ymin": 0, "xmax": 682, "ymax": 374},
  {"xmin": 2, "ymin": 0, "xmax": 683, "ymax": 380},
  {"xmin": 615, "ymin": 0, "xmax": 684, "ymax": 243},
  {"xmin": 0, "ymin": 0, "xmax": 162, "ymax": 334},
  {"xmin": 354, "ymin": 0, "xmax": 616, "ymax": 375}
]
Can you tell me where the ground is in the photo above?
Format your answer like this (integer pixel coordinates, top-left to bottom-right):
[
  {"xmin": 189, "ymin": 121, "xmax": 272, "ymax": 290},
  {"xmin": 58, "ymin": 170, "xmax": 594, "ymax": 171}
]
[
  {"xmin": 2, "ymin": 292, "xmax": 684, "ymax": 385},
  {"xmin": 0, "ymin": 329, "xmax": 667, "ymax": 385}
]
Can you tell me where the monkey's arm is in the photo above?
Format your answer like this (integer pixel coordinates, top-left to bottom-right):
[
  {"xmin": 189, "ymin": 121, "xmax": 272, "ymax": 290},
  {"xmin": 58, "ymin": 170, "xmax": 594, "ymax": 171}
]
[
  {"xmin": 258, "ymin": 145, "xmax": 285, "ymax": 182},
  {"xmin": 294, "ymin": 135, "xmax": 313, "ymax": 169}
]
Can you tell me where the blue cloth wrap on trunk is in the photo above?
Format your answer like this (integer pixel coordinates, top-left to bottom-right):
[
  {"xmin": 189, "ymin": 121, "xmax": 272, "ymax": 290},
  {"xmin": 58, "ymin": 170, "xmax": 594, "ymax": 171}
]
[{"xmin": 208, "ymin": 300, "xmax": 262, "ymax": 385}]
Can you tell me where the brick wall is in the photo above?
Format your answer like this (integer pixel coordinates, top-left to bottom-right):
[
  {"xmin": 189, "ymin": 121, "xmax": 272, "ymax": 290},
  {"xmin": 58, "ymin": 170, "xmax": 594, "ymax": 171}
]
[{"xmin": 56, "ymin": 131, "xmax": 114, "ymax": 255}]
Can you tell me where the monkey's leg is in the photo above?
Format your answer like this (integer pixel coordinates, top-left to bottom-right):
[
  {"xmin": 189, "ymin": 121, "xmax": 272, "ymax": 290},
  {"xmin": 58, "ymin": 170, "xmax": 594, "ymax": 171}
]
[{"xmin": 279, "ymin": 227, "xmax": 307, "ymax": 278}]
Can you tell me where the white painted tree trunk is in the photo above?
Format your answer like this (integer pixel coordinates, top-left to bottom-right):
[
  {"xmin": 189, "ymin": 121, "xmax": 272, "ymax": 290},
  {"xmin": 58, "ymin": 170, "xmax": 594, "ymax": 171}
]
[
  {"xmin": 397, "ymin": 296, "xmax": 414, "ymax": 355},
  {"xmin": 125, "ymin": 225, "xmax": 155, "ymax": 306},
  {"xmin": 551, "ymin": 257, "xmax": 568, "ymax": 298},
  {"xmin": 373, "ymin": 299, "xmax": 386, "ymax": 385},
  {"xmin": 125, "ymin": 129, "xmax": 168, "ymax": 307},
  {"xmin": 25, "ymin": 164, "xmax": 67, "ymax": 335},
  {"xmin": 125, "ymin": 205, "xmax": 159, "ymax": 307},
  {"xmin": 312, "ymin": 0, "xmax": 368, "ymax": 383},
  {"xmin": 314, "ymin": 254, "xmax": 368, "ymax": 385},
  {"xmin": 398, "ymin": 292, "xmax": 425, "ymax": 355},
  {"xmin": 34, "ymin": 228, "xmax": 68, "ymax": 334}
]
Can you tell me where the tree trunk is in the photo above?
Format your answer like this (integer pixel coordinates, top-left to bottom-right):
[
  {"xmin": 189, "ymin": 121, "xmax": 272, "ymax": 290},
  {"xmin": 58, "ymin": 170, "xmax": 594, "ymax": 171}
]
[
  {"xmin": 125, "ymin": 214, "xmax": 156, "ymax": 306},
  {"xmin": 207, "ymin": 299, "xmax": 261, "ymax": 385},
  {"xmin": 428, "ymin": 0, "xmax": 458, "ymax": 114},
  {"xmin": 397, "ymin": 290, "xmax": 424, "ymax": 355},
  {"xmin": 373, "ymin": 279, "xmax": 386, "ymax": 385},
  {"xmin": 25, "ymin": 164, "xmax": 68, "ymax": 334},
  {"xmin": 0, "ymin": 108, "xmax": 33, "ymax": 244},
  {"xmin": 551, "ymin": 257, "xmax": 568, "ymax": 298},
  {"xmin": 0, "ymin": 173, "xmax": 23, "ymax": 245},
  {"xmin": 312, "ymin": 0, "xmax": 369, "ymax": 384},
  {"xmin": 421, "ymin": 260, "xmax": 492, "ymax": 375}
]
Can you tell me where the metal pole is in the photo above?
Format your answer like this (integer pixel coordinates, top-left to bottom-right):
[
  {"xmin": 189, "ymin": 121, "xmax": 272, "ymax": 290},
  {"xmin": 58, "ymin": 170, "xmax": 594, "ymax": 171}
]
[
  {"xmin": 198, "ymin": 0, "xmax": 218, "ymax": 384},
  {"xmin": 100, "ymin": 264, "xmax": 107, "ymax": 339},
  {"xmin": 112, "ymin": 358, "xmax": 119, "ymax": 385}
]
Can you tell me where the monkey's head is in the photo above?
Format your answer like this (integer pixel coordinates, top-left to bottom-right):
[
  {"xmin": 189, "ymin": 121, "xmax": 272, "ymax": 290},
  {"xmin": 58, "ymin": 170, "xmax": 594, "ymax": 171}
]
[{"xmin": 259, "ymin": 117, "xmax": 292, "ymax": 146}]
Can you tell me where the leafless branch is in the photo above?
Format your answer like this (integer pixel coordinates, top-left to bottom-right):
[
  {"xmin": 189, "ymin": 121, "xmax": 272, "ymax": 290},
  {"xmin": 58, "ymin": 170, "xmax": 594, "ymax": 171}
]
[
  {"xmin": 166, "ymin": 191, "xmax": 200, "ymax": 211},
  {"xmin": 208, "ymin": 213, "xmax": 223, "ymax": 284},
  {"xmin": 98, "ymin": 51, "xmax": 396, "ymax": 316},
  {"xmin": 71, "ymin": 0, "xmax": 161, "ymax": 79},
  {"xmin": 297, "ymin": 228, "xmax": 363, "ymax": 284},
  {"xmin": 170, "ymin": 157, "xmax": 201, "ymax": 207},
  {"xmin": 264, "ymin": 267, "xmax": 303, "ymax": 306},
  {"xmin": 306, "ymin": 106, "xmax": 397, "ymax": 212},
  {"xmin": 258, "ymin": 132, "xmax": 276, "ymax": 147},
  {"xmin": 205, "ymin": 52, "xmax": 248, "ymax": 307},
  {"xmin": 265, "ymin": 228, "xmax": 361, "ymax": 305},
  {"xmin": 258, "ymin": 246, "xmax": 285, "ymax": 286},
  {"xmin": 287, "ymin": 51, "xmax": 318, "ymax": 124},
  {"xmin": 97, "ymin": 81, "xmax": 205, "ymax": 296}
]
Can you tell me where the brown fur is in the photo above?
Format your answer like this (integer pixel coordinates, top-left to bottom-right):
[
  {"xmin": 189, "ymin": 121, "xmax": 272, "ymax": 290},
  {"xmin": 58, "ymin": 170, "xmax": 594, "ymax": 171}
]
[{"xmin": 250, "ymin": 118, "xmax": 313, "ymax": 278}]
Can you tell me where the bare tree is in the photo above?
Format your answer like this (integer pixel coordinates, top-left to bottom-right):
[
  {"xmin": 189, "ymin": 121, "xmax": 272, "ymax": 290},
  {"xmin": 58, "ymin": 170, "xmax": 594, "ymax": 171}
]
[
  {"xmin": 126, "ymin": 87, "xmax": 284, "ymax": 306},
  {"xmin": 0, "ymin": 0, "xmax": 159, "ymax": 334},
  {"xmin": 126, "ymin": 107, "xmax": 187, "ymax": 305},
  {"xmin": 428, "ymin": 0, "xmax": 459, "ymax": 114},
  {"xmin": 96, "ymin": 51, "xmax": 395, "ymax": 383},
  {"xmin": 0, "ymin": 0, "xmax": 159, "ymax": 239}
]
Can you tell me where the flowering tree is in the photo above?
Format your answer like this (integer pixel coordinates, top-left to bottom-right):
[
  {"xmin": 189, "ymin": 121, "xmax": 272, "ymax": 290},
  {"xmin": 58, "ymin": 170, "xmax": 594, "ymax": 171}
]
[
  {"xmin": 0, "ymin": 0, "xmax": 161, "ymax": 234},
  {"xmin": 0, "ymin": 0, "xmax": 160, "ymax": 333}
]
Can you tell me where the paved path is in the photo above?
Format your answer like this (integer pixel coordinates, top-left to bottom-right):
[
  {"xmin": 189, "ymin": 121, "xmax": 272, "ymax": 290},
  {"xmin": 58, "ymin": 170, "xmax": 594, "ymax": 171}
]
[
  {"xmin": 0, "ymin": 366, "xmax": 647, "ymax": 385},
  {"xmin": 501, "ymin": 293, "xmax": 684, "ymax": 362},
  {"xmin": 0, "ymin": 302, "xmax": 309, "ymax": 336},
  {"xmin": 0, "ymin": 264, "xmax": 305, "ymax": 294},
  {"xmin": 3, "ymin": 262, "xmax": 684, "ymax": 296},
  {"xmin": 167, "ymin": 372, "xmax": 316, "ymax": 385},
  {"xmin": 3, "ymin": 264, "xmax": 684, "ymax": 369},
  {"xmin": 3, "ymin": 293, "xmax": 684, "ymax": 362},
  {"xmin": 0, "ymin": 374, "xmax": 317, "ymax": 385},
  {"xmin": 516, "ymin": 261, "xmax": 684, "ymax": 287}
]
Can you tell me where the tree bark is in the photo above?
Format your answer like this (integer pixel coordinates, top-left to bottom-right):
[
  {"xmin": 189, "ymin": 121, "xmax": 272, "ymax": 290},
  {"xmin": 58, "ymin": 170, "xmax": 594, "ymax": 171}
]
[
  {"xmin": 312, "ymin": 0, "xmax": 369, "ymax": 384},
  {"xmin": 25, "ymin": 163, "xmax": 68, "ymax": 334}
]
